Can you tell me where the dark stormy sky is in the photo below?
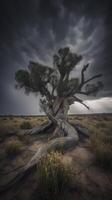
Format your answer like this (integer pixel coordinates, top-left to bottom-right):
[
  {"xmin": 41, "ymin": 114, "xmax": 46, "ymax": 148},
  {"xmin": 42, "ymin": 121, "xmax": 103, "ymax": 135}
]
[{"xmin": 0, "ymin": 0, "xmax": 112, "ymax": 115}]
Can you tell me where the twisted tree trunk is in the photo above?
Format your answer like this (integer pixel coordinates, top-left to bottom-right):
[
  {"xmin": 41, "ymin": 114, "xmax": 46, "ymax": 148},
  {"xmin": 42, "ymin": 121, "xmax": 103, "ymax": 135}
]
[
  {"xmin": 0, "ymin": 122, "xmax": 79, "ymax": 195},
  {"xmin": 25, "ymin": 97, "xmax": 70, "ymax": 136},
  {"xmin": 0, "ymin": 98, "xmax": 80, "ymax": 194}
]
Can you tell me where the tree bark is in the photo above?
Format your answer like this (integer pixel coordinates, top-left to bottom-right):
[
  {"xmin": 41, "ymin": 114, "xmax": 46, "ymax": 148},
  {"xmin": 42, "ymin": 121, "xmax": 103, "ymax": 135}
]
[
  {"xmin": 24, "ymin": 121, "xmax": 54, "ymax": 135},
  {"xmin": 24, "ymin": 97, "xmax": 69, "ymax": 136}
]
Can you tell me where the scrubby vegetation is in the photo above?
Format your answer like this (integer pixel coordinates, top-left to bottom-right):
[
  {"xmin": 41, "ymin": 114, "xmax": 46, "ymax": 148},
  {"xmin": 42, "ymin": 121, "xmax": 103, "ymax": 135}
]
[
  {"xmin": 0, "ymin": 116, "xmax": 47, "ymax": 133},
  {"xmin": 90, "ymin": 129, "xmax": 112, "ymax": 171},
  {"xmin": 20, "ymin": 121, "xmax": 32, "ymax": 129},
  {"xmin": 37, "ymin": 151, "xmax": 73, "ymax": 200},
  {"xmin": 5, "ymin": 140, "xmax": 23, "ymax": 156}
]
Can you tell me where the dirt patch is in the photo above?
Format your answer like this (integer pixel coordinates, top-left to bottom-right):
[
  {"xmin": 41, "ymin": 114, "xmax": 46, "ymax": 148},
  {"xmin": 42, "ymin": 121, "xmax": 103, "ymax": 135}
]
[{"xmin": 62, "ymin": 146, "xmax": 112, "ymax": 200}]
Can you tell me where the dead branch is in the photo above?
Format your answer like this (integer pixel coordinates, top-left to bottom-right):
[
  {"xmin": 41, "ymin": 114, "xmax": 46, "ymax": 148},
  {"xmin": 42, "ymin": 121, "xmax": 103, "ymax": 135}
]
[{"xmin": 73, "ymin": 96, "xmax": 90, "ymax": 109}]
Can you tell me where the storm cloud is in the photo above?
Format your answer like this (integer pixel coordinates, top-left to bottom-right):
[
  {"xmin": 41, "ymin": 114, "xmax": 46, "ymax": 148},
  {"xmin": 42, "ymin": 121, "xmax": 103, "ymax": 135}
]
[{"xmin": 0, "ymin": 0, "xmax": 112, "ymax": 115}]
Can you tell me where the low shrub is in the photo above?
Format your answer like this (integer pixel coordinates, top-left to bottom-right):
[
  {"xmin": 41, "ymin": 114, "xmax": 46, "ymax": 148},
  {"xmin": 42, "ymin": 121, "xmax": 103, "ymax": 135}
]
[
  {"xmin": 20, "ymin": 121, "xmax": 32, "ymax": 129},
  {"xmin": 37, "ymin": 151, "xmax": 73, "ymax": 200},
  {"xmin": 3, "ymin": 117, "xmax": 7, "ymax": 120},
  {"xmin": 90, "ymin": 131, "xmax": 112, "ymax": 171},
  {"xmin": 5, "ymin": 140, "xmax": 22, "ymax": 156}
]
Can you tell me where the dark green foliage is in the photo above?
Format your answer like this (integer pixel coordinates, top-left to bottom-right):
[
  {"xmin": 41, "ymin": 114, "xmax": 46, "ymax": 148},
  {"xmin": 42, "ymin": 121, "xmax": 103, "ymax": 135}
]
[
  {"xmin": 20, "ymin": 121, "xmax": 32, "ymax": 129},
  {"xmin": 53, "ymin": 47, "xmax": 82, "ymax": 79},
  {"xmin": 57, "ymin": 78, "xmax": 79, "ymax": 96},
  {"xmin": 15, "ymin": 62, "xmax": 53, "ymax": 95},
  {"xmin": 15, "ymin": 47, "xmax": 83, "ymax": 98},
  {"xmin": 15, "ymin": 46, "xmax": 103, "ymax": 112},
  {"xmin": 15, "ymin": 70, "xmax": 31, "ymax": 92}
]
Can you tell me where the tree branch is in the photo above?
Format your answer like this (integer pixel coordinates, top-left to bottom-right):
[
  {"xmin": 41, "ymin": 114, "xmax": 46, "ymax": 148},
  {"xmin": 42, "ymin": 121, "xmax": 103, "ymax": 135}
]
[
  {"xmin": 81, "ymin": 63, "xmax": 89, "ymax": 85},
  {"xmin": 72, "ymin": 96, "xmax": 90, "ymax": 110},
  {"xmin": 67, "ymin": 62, "xmax": 102, "ymax": 97},
  {"xmin": 79, "ymin": 63, "xmax": 102, "ymax": 90},
  {"xmin": 75, "ymin": 91, "xmax": 90, "ymax": 95},
  {"xmin": 84, "ymin": 74, "xmax": 102, "ymax": 85},
  {"xmin": 80, "ymin": 102, "xmax": 90, "ymax": 110},
  {"xmin": 67, "ymin": 64, "xmax": 89, "ymax": 97}
]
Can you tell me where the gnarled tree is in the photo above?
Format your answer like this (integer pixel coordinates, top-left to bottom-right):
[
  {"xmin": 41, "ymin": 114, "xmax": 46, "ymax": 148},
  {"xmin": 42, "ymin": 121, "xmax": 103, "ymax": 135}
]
[
  {"xmin": 15, "ymin": 47, "xmax": 103, "ymax": 137},
  {"xmin": 0, "ymin": 47, "xmax": 103, "ymax": 193}
]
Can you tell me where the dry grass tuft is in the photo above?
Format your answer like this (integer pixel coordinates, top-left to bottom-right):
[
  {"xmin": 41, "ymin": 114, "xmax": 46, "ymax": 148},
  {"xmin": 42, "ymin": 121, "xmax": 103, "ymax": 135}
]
[
  {"xmin": 5, "ymin": 140, "xmax": 23, "ymax": 156},
  {"xmin": 37, "ymin": 151, "xmax": 73, "ymax": 200},
  {"xmin": 20, "ymin": 121, "xmax": 32, "ymax": 129},
  {"xmin": 90, "ymin": 129, "xmax": 112, "ymax": 171}
]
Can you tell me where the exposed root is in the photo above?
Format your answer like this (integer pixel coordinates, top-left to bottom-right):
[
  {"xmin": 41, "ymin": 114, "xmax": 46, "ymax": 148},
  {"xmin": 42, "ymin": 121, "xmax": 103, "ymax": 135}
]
[
  {"xmin": 0, "ymin": 126, "xmax": 79, "ymax": 195},
  {"xmin": 0, "ymin": 121, "xmax": 90, "ymax": 195},
  {"xmin": 24, "ymin": 121, "xmax": 54, "ymax": 135},
  {"xmin": 0, "ymin": 165, "xmax": 25, "ymax": 176},
  {"xmin": 72, "ymin": 123, "xmax": 90, "ymax": 140}
]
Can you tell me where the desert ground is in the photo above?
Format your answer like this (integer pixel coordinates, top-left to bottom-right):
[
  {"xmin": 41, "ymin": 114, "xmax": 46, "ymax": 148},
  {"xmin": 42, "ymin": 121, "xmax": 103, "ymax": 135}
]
[{"xmin": 0, "ymin": 114, "xmax": 112, "ymax": 200}]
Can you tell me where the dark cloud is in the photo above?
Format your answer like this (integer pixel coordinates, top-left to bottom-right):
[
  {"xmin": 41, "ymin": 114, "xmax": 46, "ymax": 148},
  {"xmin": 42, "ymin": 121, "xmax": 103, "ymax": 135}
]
[{"xmin": 0, "ymin": 0, "xmax": 112, "ymax": 114}]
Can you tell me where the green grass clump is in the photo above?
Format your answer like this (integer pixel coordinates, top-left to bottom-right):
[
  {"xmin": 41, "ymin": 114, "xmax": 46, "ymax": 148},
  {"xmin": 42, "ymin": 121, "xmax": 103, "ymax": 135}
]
[
  {"xmin": 20, "ymin": 121, "xmax": 32, "ymax": 129},
  {"xmin": 90, "ymin": 131, "xmax": 112, "ymax": 171},
  {"xmin": 5, "ymin": 140, "xmax": 23, "ymax": 156},
  {"xmin": 37, "ymin": 151, "xmax": 73, "ymax": 200}
]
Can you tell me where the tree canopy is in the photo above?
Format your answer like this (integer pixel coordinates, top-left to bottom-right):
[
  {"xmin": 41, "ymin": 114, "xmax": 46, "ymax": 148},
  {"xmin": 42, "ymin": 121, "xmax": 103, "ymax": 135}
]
[{"xmin": 15, "ymin": 47, "xmax": 103, "ymax": 114}]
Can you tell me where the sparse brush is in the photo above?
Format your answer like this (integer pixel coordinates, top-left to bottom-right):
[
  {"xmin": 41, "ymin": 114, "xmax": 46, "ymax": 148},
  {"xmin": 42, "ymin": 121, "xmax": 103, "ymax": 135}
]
[
  {"xmin": 37, "ymin": 151, "xmax": 73, "ymax": 200},
  {"xmin": 20, "ymin": 121, "xmax": 32, "ymax": 129},
  {"xmin": 3, "ymin": 118, "xmax": 7, "ymax": 120},
  {"xmin": 5, "ymin": 140, "xmax": 23, "ymax": 156},
  {"xmin": 95, "ymin": 143, "xmax": 112, "ymax": 170},
  {"xmin": 90, "ymin": 131, "xmax": 112, "ymax": 171}
]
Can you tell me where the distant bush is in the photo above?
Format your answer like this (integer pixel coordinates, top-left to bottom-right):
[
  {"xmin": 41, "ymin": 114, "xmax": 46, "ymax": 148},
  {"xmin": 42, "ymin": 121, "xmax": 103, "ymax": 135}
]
[
  {"xmin": 37, "ymin": 151, "xmax": 73, "ymax": 200},
  {"xmin": 90, "ymin": 131, "xmax": 112, "ymax": 171},
  {"xmin": 3, "ymin": 117, "xmax": 7, "ymax": 120},
  {"xmin": 20, "ymin": 121, "xmax": 32, "ymax": 129},
  {"xmin": 5, "ymin": 140, "xmax": 22, "ymax": 156}
]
